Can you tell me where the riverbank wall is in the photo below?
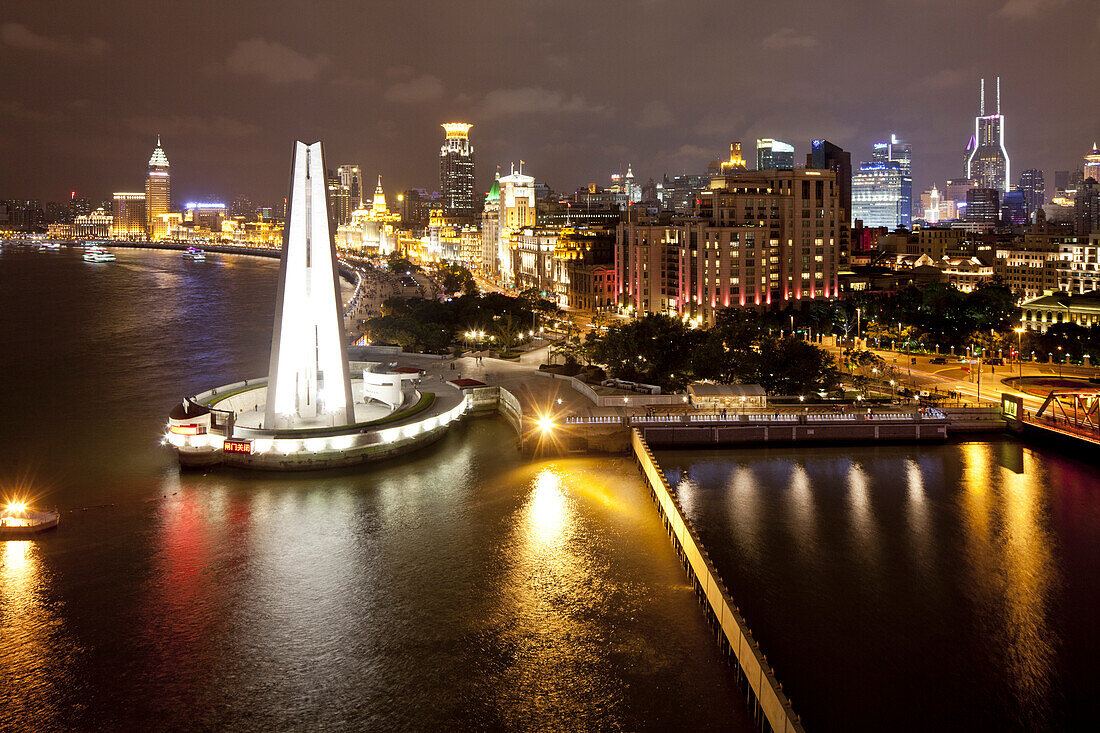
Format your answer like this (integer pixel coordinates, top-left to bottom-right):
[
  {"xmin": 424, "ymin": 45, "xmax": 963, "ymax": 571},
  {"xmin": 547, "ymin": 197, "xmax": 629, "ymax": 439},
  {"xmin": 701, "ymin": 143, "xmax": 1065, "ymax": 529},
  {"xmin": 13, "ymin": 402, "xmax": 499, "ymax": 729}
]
[
  {"xmin": 549, "ymin": 407, "xmax": 1004, "ymax": 454},
  {"xmin": 632, "ymin": 429, "xmax": 805, "ymax": 733}
]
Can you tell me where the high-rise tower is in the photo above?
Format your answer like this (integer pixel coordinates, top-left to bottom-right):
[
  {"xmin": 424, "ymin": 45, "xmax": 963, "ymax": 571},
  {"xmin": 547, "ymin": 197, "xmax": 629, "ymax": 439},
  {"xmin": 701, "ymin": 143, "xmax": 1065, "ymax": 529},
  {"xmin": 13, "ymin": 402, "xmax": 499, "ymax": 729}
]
[
  {"xmin": 756, "ymin": 139, "xmax": 795, "ymax": 170},
  {"xmin": 265, "ymin": 141, "xmax": 354, "ymax": 429},
  {"xmin": 146, "ymin": 136, "xmax": 170, "ymax": 239},
  {"xmin": 440, "ymin": 123, "xmax": 475, "ymax": 218},
  {"xmin": 1019, "ymin": 169, "xmax": 1045, "ymax": 215},
  {"xmin": 338, "ymin": 164, "xmax": 362, "ymax": 210},
  {"xmin": 966, "ymin": 77, "xmax": 1010, "ymax": 192},
  {"xmin": 852, "ymin": 134, "xmax": 911, "ymax": 228},
  {"xmin": 1084, "ymin": 143, "xmax": 1100, "ymax": 183}
]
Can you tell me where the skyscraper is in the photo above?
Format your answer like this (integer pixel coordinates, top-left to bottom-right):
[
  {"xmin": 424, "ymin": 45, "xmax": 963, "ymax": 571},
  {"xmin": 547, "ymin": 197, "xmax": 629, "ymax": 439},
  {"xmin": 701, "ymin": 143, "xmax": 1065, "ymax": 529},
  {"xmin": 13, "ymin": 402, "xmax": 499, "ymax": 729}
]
[
  {"xmin": 1000, "ymin": 190, "xmax": 1027, "ymax": 226},
  {"xmin": 440, "ymin": 123, "xmax": 475, "ymax": 218},
  {"xmin": 851, "ymin": 135, "xmax": 910, "ymax": 228},
  {"xmin": 1084, "ymin": 143, "xmax": 1100, "ymax": 183},
  {"xmin": 808, "ymin": 139, "xmax": 852, "ymax": 255},
  {"xmin": 1018, "ymin": 169, "xmax": 1045, "ymax": 215},
  {"xmin": 1054, "ymin": 170, "xmax": 1071, "ymax": 194},
  {"xmin": 756, "ymin": 139, "xmax": 794, "ymax": 170},
  {"xmin": 965, "ymin": 188, "xmax": 1000, "ymax": 223},
  {"xmin": 328, "ymin": 169, "xmax": 351, "ymax": 226},
  {"xmin": 112, "ymin": 192, "xmax": 147, "ymax": 239},
  {"xmin": 966, "ymin": 77, "xmax": 1010, "ymax": 192},
  {"xmin": 497, "ymin": 163, "xmax": 535, "ymax": 286},
  {"xmin": 146, "ymin": 137, "xmax": 170, "ymax": 240},
  {"xmin": 338, "ymin": 165, "xmax": 362, "ymax": 210}
]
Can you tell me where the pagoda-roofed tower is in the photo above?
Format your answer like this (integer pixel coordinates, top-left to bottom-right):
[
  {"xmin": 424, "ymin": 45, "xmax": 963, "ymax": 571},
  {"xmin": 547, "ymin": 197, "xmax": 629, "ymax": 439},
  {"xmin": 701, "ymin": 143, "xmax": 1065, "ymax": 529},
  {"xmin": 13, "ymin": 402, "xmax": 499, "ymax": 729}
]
[
  {"xmin": 146, "ymin": 136, "xmax": 170, "ymax": 238},
  {"xmin": 371, "ymin": 174, "xmax": 388, "ymax": 214}
]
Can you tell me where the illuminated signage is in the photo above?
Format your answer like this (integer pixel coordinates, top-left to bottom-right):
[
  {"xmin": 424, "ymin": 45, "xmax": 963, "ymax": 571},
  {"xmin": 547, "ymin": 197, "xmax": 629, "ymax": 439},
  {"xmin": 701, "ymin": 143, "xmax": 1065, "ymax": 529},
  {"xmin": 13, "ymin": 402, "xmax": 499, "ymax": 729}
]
[
  {"xmin": 169, "ymin": 424, "xmax": 204, "ymax": 435},
  {"xmin": 223, "ymin": 439, "xmax": 253, "ymax": 454},
  {"xmin": 1001, "ymin": 394, "xmax": 1021, "ymax": 421}
]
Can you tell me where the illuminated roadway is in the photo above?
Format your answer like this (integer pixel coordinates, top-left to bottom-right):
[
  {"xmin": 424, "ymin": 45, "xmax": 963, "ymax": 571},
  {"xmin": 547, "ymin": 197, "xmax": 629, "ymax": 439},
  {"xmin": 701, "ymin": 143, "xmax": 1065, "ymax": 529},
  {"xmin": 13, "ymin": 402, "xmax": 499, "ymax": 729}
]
[{"xmin": 860, "ymin": 348, "xmax": 1097, "ymax": 413}]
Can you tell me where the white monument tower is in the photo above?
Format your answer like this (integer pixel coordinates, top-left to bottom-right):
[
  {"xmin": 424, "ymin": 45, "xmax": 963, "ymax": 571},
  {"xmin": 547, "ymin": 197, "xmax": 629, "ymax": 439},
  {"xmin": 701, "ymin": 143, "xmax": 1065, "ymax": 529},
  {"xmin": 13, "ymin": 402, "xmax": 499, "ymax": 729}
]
[{"xmin": 265, "ymin": 141, "xmax": 355, "ymax": 429}]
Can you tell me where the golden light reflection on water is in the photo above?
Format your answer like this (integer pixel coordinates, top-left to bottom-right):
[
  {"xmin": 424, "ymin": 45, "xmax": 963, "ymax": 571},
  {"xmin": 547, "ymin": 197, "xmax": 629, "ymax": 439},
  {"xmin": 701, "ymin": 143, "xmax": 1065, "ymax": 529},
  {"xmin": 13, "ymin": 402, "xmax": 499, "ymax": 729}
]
[
  {"xmin": 788, "ymin": 464, "xmax": 818, "ymax": 556},
  {"xmin": 960, "ymin": 443, "xmax": 1056, "ymax": 722},
  {"xmin": 527, "ymin": 467, "xmax": 570, "ymax": 548},
  {"xmin": 905, "ymin": 458, "xmax": 931, "ymax": 565},
  {"xmin": 846, "ymin": 461, "xmax": 881, "ymax": 566},
  {"xmin": 0, "ymin": 539, "xmax": 71, "ymax": 727},
  {"xmin": 726, "ymin": 465, "xmax": 762, "ymax": 562},
  {"xmin": 488, "ymin": 457, "xmax": 694, "ymax": 727}
]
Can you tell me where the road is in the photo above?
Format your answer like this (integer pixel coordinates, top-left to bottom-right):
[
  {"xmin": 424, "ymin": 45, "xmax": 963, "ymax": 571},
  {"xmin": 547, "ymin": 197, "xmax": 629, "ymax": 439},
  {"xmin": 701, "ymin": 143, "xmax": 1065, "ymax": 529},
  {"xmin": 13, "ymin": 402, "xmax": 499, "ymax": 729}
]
[{"xmin": 861, "ymin": 348, "xmax": 1097, "ymax": 413}]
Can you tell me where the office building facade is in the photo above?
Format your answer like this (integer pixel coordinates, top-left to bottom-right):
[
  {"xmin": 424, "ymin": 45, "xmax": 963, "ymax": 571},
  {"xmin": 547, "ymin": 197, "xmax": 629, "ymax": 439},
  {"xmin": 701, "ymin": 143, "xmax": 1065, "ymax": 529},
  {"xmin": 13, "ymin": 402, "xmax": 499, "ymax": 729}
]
[
  {"xmin": 145, "ymin": 137, "xmax": 170, "ymax": 239},
  {"xmin": 852, "ymin": 135, "xmax": 911, "ymax": 228},
  {"xmin": 440, "ymin": 123, "xmax": 475, "ymax": 218},
  {"xmin": 1018, "ymin": 169, "xmax": 1045, "ymax": 216},
  {"xmin": 616, "ymin": 166, "xmax": 842, "ymax": 325},
  {"xmin": 111, "ymin": 192, "xmax": 147, "ymax": 239},
  {"xmin": 756, "ymin": 138, "xmax": 795, "ymax": 170}
]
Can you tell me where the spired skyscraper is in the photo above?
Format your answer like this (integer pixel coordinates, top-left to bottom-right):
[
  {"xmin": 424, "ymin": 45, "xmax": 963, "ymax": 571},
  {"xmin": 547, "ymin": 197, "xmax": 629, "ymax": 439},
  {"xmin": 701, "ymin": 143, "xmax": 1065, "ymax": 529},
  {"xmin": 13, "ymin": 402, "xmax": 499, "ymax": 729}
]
[
  {"xmin": 440, "ymin": 123, "xmax": 475, "ymax": 218},
  {"xmin": 265, "ymin": 141, "xmax": 354, "ymax": 429},
  {"xmin": 966, "ymin": 77, "xmax": 1010, "ymax": 192},
  {"xmin": 146, "ymin": 136, "xmax": 170, "ymax": 239}
]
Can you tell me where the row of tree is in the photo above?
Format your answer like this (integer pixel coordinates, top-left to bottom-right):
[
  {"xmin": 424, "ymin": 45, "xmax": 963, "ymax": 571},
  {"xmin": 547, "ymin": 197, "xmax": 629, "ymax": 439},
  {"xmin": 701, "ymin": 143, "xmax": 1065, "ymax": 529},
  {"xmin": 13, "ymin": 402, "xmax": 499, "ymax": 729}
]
[
  {"xmin": 362, "ymin": 292, "xmax": 538, "ymax": 354},
  {"xmin": 570, "ymin": 312, "xmax": 841, "ymax": 394}
]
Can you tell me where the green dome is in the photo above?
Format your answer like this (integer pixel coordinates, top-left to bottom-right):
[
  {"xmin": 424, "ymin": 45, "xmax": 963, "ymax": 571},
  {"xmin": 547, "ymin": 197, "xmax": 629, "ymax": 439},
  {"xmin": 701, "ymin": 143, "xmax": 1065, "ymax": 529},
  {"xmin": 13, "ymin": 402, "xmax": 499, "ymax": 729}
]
[{"xmin": 486, "ymin": 177, "xmax": 500, "ymax": 203}]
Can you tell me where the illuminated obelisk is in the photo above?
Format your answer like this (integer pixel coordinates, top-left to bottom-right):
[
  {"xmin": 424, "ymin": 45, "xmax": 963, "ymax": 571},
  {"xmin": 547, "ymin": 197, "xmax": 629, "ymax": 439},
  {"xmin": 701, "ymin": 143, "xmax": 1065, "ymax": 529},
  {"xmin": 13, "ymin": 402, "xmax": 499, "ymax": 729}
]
[{"xmin": 265, "ymin": 141, "xmax": 355, "ymax": 429}]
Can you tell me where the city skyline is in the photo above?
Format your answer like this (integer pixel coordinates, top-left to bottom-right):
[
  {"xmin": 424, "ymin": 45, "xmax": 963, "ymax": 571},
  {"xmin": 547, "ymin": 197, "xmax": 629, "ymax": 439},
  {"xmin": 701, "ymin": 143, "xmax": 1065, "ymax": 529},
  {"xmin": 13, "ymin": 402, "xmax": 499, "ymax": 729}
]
[{"xmin": 2, "ymin": 1, "xmax": 1099, "ymax": 203}]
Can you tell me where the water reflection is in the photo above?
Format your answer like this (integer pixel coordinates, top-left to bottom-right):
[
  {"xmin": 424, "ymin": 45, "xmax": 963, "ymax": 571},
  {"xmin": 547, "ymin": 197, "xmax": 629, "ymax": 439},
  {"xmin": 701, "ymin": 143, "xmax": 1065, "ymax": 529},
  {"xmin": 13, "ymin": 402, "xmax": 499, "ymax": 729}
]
[
  {"xmin": 526, "ymin": 467, "xmax": 570, "ymax": 548},
  {"xmin": 960, "ymin": 443, "xmax": 1057, "ymax": 727},
  {"xmin": 0, "ymin": 540, "xmax": 75, "ymax": 730},
  {"xmin": 659, "ymin": 441, "xmax": 1079, "ymax": 730},
  {"xmin": 905, "ymin": 458, "xmax": 931, "ymax": 567},
  {"xmin": 727, "ymin": 465, "xmax": 762, "ymax": 562},
  {"xmin": 787, "ymin": 463, "xmax": 817, "ymax": 556}
]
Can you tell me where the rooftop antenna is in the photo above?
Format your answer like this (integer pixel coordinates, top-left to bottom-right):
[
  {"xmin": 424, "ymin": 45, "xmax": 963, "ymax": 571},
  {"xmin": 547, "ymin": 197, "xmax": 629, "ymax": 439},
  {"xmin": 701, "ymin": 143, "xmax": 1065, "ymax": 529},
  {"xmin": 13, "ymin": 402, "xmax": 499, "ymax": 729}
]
[
  {"xmin": 980, "ymin": 78, "xmax": 985, "ymax": 116},
  {"xmin": 996, "ymin": 76, "xmax": 1001, "ymax": 115}
]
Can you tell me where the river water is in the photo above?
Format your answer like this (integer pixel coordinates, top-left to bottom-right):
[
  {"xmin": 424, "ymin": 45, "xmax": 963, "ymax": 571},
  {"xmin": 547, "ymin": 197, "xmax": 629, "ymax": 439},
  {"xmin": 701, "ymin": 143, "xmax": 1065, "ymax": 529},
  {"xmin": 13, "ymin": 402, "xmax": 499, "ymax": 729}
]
[
  {"xmin": 0, "ymin": 247, "xmax": 749, "ymax": 731},
  {"xmin": 4, "ymin": 246, "xmax": 1096, "ymax": 732},
  {"xmin": 660, "ymin": 442, "xmax": 1100, "ymax": 732}
]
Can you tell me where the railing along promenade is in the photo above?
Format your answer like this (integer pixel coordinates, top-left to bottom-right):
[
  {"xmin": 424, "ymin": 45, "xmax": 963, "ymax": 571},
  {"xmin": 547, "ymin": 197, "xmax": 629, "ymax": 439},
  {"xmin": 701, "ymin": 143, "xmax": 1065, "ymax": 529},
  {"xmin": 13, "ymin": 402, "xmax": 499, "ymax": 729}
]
[{"xmin": 632, "ymin": 429, "xmax": 804, "ymax": 733}]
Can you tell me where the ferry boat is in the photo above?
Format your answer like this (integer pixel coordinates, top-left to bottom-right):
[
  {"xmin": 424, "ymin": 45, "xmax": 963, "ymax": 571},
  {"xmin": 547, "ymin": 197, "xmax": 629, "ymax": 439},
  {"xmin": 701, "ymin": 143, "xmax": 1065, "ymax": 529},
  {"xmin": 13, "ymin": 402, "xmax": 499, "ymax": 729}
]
[
  {"xmin": 83, "ymin": 246, "xmax": 116, "ymax": 263},
  {"xmin": 183, "ymin": 246, "xmax": 206, "ymax": 261},
  {"xmin": 38, "ymin": 242, "xmax": 62, "ymax": 251},
  {"xmin": 0, "ymin": 502, "xmax": 60, "ymax": 539}
]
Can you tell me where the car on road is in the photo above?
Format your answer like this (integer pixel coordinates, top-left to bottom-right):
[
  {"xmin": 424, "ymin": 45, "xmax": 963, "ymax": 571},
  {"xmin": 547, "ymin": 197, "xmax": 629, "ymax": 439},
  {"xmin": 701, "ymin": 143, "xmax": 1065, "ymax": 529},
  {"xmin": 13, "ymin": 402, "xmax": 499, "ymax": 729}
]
[
  {"xmin": 929, "ymin": 357, "xmax": 947, "ymax": 364},
  {"xmin": 987, "ymin": 357, "xmax": 1004, "ymax": 366}
]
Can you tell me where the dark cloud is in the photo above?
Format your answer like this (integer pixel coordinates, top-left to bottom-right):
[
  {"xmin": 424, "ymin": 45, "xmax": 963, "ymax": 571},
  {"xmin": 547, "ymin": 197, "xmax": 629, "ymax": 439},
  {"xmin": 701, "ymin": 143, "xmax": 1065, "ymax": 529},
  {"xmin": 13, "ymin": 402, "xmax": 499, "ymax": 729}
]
[
  {"xmin": 0, "ymin": 1, "xmax": 1097, "ymax": 204},
  {"xmin": 220, "ymin": 38, "xmax": 329, "ymax": 83},
  {"xmin": 125, "ymin": 115, "xmax": 262, "ymax": 139},
  {"xmin": 637, "ymin": 101, "xmax": 674, "ymax": 129},
  {"xmin": 384, "ymin": 74, "xmax": 445, "ymax": 104},
  {"xmin": 480, "ymin": 87, "xmax": 607, "ymax": 118},
  {"xmin": 0, "ymin": 22, "xmax": 107, "ymax": 55},
  {"xmin": 760, "ymin": 28, "xmax": 818, "ymax": 49},
  {"xmin": 997, "ymin": 0, "xmax": 1067, "ymax": 19}
]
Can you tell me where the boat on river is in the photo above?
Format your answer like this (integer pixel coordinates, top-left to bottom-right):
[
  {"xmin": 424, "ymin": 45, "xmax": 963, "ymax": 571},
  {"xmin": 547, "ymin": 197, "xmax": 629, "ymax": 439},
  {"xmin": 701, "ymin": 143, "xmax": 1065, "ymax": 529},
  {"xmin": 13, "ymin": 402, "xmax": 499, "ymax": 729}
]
[
  {"xmin": 0, "ymin": 502, "xmax": 60, "ymax": 538},
  {"xmin": 83, "ymin": 246, "xmax": 116, "ymax": 263},
  {"xmin": 183, "ymin": 246, "xmax": 206, "ymax": 262}
]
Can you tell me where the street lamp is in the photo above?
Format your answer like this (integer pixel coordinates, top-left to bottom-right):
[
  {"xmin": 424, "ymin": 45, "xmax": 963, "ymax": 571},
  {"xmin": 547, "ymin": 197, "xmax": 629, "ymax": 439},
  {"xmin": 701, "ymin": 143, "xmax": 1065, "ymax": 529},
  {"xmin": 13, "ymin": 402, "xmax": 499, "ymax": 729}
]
[{"xmin": 1013, "ymin": 327, "xmax": 1024, "ymax": 380}]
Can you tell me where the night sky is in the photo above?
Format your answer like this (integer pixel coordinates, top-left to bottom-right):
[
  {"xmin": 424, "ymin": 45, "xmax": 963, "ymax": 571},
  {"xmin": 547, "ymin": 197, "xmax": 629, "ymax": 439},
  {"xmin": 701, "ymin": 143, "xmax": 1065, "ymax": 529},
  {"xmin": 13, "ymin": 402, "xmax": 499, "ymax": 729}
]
[{"xmin": 3, "ymin": 0, "xmax": 1098, "ymax": 205}]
